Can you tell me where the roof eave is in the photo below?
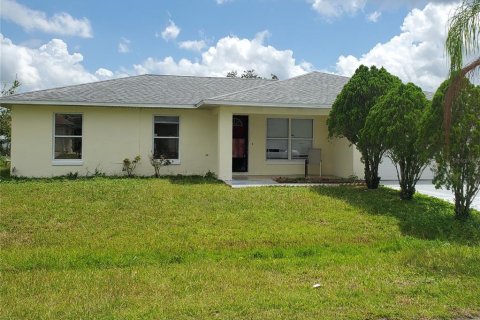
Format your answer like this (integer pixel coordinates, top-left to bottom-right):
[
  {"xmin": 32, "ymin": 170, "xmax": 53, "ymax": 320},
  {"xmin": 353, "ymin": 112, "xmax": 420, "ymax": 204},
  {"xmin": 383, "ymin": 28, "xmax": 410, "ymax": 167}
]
[
  {"xmin": 196, "ymin": 99, "xmax": 332, "ymax": 109},
  {"xmin": 0, "ymin": 100, "xmax": 197, "ymax": 109}
]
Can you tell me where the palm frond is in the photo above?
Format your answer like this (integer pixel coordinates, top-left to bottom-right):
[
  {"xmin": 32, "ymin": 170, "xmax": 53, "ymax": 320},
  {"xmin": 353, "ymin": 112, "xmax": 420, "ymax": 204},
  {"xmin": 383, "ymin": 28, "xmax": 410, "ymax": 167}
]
[{"xmin": 446, "ymin": 0, "xmax": 480, "ymax": 73}]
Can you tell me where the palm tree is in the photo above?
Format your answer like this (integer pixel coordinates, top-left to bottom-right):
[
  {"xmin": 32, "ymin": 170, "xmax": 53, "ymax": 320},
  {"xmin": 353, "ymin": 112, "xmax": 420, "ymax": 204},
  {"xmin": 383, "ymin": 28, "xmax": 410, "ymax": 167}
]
[{"xmin": 444, "ymin": 0, "xmax": 479, "ymax": 143}]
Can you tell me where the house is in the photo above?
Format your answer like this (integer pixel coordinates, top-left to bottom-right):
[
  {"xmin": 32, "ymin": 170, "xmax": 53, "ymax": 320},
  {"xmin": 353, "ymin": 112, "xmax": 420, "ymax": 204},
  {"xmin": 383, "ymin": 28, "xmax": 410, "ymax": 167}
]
[{"xmin": 0, "ymin": 71, "xmax": 370, "ymax": 180}]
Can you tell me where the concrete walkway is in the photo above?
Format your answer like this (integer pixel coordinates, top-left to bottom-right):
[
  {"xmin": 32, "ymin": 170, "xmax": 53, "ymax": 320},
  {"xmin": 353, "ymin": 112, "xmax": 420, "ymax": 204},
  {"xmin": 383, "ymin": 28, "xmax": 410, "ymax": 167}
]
[
  {"xmin": 382, "ymin": 180, "xmax": 480, "ymax": 211},
  {"xmin": 225, "ymin": 176, "xmax": 332, "ymax": 188}
]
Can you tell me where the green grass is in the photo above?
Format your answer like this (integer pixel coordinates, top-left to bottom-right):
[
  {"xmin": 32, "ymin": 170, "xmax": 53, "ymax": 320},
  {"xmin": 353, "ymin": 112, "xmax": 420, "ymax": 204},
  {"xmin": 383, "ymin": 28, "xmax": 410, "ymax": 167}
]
[
  {"xmin": 1, "ymin": 177, "xmax": 479, "ymax": 319},
  {"xmin": 0, "ymin": 158, "xmax": 9, "ymax": 179}
]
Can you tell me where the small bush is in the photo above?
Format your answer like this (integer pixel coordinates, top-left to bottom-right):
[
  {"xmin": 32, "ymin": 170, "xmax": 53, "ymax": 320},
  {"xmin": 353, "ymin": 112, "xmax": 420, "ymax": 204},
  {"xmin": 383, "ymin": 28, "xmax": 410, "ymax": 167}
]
[
  {"xmin": 122, "ymin": 156, "xmax": 141, "ymax": 177},
  {"xmin": 204, "ymin": 170, "xmax": 217, "ymax": 180},
  {"xmin": 65, "ymin": 172, "xmax": 79, "ymax": 180},
  {"xmin": 149, "ymin": 154, "xmax": 171, "ymax": 177}
]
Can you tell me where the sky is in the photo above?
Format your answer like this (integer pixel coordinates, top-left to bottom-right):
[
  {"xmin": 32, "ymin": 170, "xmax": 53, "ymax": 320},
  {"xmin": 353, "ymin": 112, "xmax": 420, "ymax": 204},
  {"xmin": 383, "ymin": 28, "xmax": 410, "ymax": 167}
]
[{"xmin": 0, "ymin": 0, "xmax": 463, "ymax": 92}]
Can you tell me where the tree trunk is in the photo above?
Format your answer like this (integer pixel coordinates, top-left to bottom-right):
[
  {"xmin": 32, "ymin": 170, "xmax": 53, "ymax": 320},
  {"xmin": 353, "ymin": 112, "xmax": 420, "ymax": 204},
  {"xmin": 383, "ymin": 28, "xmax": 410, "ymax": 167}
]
[
  {"xmin": 454, "ymin": 191, "xmax": 471, "ymax": 220},
  {"xmin": 398, "ymin": 160, "xmax": 416, "ymax": 200},
  {"xmin": 364, "ymin": 154, "xmax": 380, "ymax": 189},
  {"xmin": 399, "ymin": 183, "xmax": 415, "ymax": 200}
]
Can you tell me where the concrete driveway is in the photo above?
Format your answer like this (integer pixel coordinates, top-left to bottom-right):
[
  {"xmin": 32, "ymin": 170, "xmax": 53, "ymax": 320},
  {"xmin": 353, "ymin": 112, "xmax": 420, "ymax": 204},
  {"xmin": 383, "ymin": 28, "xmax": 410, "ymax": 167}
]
[{"xmin": 382, "ymin": 180, "xmax": 480, "ymax": 211}]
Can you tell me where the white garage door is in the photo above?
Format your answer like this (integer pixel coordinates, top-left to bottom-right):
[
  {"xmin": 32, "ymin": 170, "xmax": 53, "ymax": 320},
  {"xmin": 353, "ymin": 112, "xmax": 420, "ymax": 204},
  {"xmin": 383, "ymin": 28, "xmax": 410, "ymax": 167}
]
[{"xmin": 378, "ymin": 157, "xmax": 434, "ymax": 181}]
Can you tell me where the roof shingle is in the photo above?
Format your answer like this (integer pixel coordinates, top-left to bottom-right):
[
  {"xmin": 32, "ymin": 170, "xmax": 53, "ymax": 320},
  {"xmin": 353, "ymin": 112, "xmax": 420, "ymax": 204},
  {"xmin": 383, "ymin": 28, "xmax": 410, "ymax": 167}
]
[
  {"xmin": 1, "ymin": 71, "xmax": 428, "ymax": 108},
  {"xmin": 201, "ymin": 71, "xmax": 349, "ymax": 107},
  {"xmin": 0, "ymin": 74, "xmax": 271, "ymax": 107}
]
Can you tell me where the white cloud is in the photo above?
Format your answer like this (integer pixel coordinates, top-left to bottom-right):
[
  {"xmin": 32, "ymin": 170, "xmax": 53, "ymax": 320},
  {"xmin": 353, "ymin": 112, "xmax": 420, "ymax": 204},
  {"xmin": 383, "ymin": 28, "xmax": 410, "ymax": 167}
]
[
  {"xmin": 308, "ymin": 0, "xmax": 458, "ymax": 19},
  {"xmin": 367, "ymin": 11, "xmax": 381, "ymax": 22},
  {"xmin": 0, "ymin": 30, "xmax": 310, "ymax": 92},
  {"xmin": 0, "ymin": 0, "xmax": 92, "ymax": 38},
  {"xmin": 158, "ymin": 20, "xmax": 180, "ymax": 41},
  {"xmin": 134, "ymin": 31, "xmax": 312, "ymax": 79},
  {"xmin": 335, "ymin": 2, "xmax": 459, "ymax": 91},
  {"xmin": 95, "ymin": 68, "xmax": 114, "ymax": 79},
  {"xmin": 118, "ymin": 37, "xmax": 131, "ymax": 53},
  {"xmin": 309, "ymin": 0, "xmax": 367, "ymax": 19},
  {"xmin": 179, "ymin": 40, "xmax": 207, "ymax": 52},
  {"xmin": 0, "ymin": 34, "xmax": 125, "ymax": 91},
  {"xmin": 216, "ymin": 0, "xmax": 231, "ymax": 4}
]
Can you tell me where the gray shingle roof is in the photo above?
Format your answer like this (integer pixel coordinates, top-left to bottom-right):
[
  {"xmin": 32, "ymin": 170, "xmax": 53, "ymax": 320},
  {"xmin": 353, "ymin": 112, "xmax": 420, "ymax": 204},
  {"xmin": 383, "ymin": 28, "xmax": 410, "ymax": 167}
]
[
  {"xmin": 200, "ymin": 71, "xmax": 349, "ymax": 107},
  {"xmin": 0, "ymin": 74, "xmax": 271, "ymax": 107},
  {"xmin": 2, "ymin": 71, "xmax": 430, "ymax": 108}
]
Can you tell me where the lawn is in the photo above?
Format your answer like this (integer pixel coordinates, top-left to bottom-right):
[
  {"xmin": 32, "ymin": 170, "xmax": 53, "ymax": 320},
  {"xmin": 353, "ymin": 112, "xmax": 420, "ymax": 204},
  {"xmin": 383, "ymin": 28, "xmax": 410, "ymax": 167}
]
[
  {"xmin": 1, "ymin": 177, "xmax": 479, "ymax": 319},
  {"xmin": 0, "ymin": 159, "xmax": 9, "ymax": 179}
]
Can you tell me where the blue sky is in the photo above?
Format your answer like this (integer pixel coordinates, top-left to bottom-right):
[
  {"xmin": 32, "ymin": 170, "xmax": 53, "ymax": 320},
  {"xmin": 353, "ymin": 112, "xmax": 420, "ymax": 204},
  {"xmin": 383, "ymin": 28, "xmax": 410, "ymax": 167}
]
[{"xmin": 0, "ymin": 0, "xmax": 460, "ymax": 92}]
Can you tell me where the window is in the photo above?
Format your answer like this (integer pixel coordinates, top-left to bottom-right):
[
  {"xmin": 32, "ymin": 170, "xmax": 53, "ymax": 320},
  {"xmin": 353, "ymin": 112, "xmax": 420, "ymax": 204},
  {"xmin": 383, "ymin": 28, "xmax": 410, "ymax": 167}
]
[
  {"xmin": 291, "ymin": 119, "xmax": 313, "ymax": 159},
  {"xmin": 54, "ymin": 114, "xmax": 83, "ymax": 160},
  {"xmin": 154, "ymin": 116, "xmax": 179, "ymax": 161},
  {"xmin": 266, "ymin": 118, "xmax": 288, "ymax": 159},
  {"xmin": 266, "ymin": 118, "xmax": 313, "ymax": 160}
]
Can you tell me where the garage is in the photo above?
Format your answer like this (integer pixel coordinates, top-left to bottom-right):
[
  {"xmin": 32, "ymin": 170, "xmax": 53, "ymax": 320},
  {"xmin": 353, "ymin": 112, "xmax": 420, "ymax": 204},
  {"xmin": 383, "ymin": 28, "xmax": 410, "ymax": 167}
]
[{"xmin": 378, "ymin": 156, "xmax": 434, "ymax": 181}]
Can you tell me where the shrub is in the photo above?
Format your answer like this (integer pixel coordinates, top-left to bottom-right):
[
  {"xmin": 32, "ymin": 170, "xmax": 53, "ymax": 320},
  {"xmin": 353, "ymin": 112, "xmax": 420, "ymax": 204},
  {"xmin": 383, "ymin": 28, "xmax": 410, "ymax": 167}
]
[
  {"xmin": 122, "ymin": 155, "xmax": 141, "ymax": 177},
  {"xmin": 204, "ymin": 170, "xmax": 217, "ymax": 180},
  {"xmin": 149, "ymin": 154, "xmax": 171, "ymax": 177},
  {"xmin": 423, "ymin": 78, "xmax": 480, "ymax": 219},
  {"xmin": 363, "ymin": 82, "xmax": 431, "ymax": 200},
  {"xmin": 328, "ymin": 65, "xmax": 402, "ymax": 189}
]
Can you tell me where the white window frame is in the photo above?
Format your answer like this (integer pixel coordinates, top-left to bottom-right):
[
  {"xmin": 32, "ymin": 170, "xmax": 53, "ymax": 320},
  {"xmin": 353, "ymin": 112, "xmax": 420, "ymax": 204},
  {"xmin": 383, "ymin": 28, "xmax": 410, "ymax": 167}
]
[
  {"xmin": 152, "ymin": 115, "xmax": 180, "ymax": 165},
  {"xmin": 52, "ymin": 112, "xmax": 84, "ymax": 166},
  {"xmin": 266, "ymin": 117, "xmax": 313, "ymax": 162}
]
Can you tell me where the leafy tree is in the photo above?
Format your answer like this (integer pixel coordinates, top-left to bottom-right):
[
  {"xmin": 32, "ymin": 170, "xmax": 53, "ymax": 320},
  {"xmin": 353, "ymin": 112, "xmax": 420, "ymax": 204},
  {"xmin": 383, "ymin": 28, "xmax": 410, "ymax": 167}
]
[
  {"xmin": 226, "ymin": 69, "xmax": 278, "ymax": 80},
  {"xmin": 327, "ymin": 65, "xmax": 402, "ymax": 189},
  {"xmin": 1, "ymin": 80, "xmax": 20, "ymax": 96},
  {"xmin": 424, "ymin": 78, "xmax": 480, "ymax": 219},
  {"xmin": 226, "ymin": 70, "xmax": 238, "ymax": 78},
  {"xmin": 444, "ymin": 0, "xmax": 479, "ymax": 143},
  {"xmin": 241, "ymin": 69, "xmax": 261, "ymax": 79},
  {"xmin": 363, "ymin": 82, "xmax": 430, "ymax": 199},
  {"xmin": 0, "ymin": 79, "xmax": 20, "ymax": 157}
]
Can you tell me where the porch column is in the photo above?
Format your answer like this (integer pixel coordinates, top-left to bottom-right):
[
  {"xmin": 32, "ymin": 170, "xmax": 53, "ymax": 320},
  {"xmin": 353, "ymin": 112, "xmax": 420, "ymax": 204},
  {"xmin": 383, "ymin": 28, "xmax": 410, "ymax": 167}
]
[{"xmin": 217, "ymin": 107, "xmax": 232, "ymax": 180}]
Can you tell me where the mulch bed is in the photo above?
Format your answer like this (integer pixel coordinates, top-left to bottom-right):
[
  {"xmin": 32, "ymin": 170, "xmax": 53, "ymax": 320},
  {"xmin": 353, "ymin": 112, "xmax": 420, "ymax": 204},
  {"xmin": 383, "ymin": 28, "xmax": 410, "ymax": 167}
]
[{"xmin": 274, "ymin": 176, "xmax": 365, "ymax": 186}]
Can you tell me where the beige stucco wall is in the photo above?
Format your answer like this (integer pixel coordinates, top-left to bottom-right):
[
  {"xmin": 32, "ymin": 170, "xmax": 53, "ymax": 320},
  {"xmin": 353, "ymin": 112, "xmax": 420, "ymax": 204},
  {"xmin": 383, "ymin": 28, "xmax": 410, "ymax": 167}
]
[
  {"xmin": 244, "ymin": 114, "xmax": 324, "ymax": 176},
  {"xmin": 330, "ymin": 137, "xmax": 355, "ymax": 178},
  {"xmin": 10, "ymin": 104, "xmax": 362, "ymax": 179},
  {"xmin": 11, "ymin": 105, "xmax": 218, "ymax": 177},
  {"xmin": 219, "ymin": 106, "xmax": 357, "ymax": 179},
  {"xmin": 353, "ymin": 146, "xmax": 364, "ymax": 179}
]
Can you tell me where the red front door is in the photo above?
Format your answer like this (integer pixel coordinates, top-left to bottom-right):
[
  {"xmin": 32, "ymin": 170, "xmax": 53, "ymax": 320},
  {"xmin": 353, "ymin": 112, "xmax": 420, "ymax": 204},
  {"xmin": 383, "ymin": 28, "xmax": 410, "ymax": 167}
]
[{"xmin": 232, "ymin": 115, "xmax": 248, "ymax": 172}]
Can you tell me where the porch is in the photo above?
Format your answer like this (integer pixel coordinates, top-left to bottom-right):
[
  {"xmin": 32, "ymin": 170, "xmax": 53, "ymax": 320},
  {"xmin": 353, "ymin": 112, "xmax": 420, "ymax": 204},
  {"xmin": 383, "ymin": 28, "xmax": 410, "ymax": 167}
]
[{"xmin": 215, "ymin": 107, "xmax": 362, "ymax": 181}]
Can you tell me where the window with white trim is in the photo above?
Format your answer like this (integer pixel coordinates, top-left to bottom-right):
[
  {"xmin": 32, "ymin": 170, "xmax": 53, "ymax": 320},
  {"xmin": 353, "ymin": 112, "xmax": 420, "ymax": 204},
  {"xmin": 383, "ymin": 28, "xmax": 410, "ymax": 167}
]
[
  {"xmin": 266, "ymin": 118, "xmax": 313, "ymax": 160},
  {"xmin": 54, "ymin": 114, "xmax": 83, "ymax": 160},
  {"xmin": 154, "ymin": 116, "xmax": 179, "ymax": 160}
]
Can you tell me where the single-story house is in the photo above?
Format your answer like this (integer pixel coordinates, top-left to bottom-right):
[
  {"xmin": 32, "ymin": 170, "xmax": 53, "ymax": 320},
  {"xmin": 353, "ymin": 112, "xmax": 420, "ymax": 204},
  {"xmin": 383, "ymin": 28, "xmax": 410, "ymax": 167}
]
[{"xmin": 0, "ymin": 71, "xmax": 428, "ymax": 180}]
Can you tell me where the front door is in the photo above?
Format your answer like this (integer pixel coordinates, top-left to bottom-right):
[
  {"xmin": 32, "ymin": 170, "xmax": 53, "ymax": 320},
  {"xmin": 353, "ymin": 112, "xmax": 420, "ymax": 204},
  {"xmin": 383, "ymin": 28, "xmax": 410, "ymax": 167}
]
[{"xmin": 232, "ymin": 115, "xmax": 248, "ymax": 172}]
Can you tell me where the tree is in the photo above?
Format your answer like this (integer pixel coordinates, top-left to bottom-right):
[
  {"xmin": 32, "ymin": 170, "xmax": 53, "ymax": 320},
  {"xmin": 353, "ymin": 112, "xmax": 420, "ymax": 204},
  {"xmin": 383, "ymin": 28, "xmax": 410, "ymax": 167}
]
[
  {"xmin": 363, "ymin": 82, "xmax": 430, "ymax": 199},
  {"xmin": 424, "ymin": 78, "xmax": 480, "ymax": 219},
  {"xmin": 444, "ymin": 0, "xmax": 480, "ymax": 144},
  {"xmin": 327, "ymin": 65, "xmax": 402, "ymax": 189},
  {"xmin": 241, "ymin": 69, "xmax": 261, "ymax": 79},
  {"xmin": 226, "ymin": 70, "xmax": 238, "ymax": 78},
  {"xmin": 0, "ymin": 79, "xmax": 20, "ymax": 157},
  {"xmin": 226, "ymin": 69, "xmax": 278, "ymax": 80}
]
